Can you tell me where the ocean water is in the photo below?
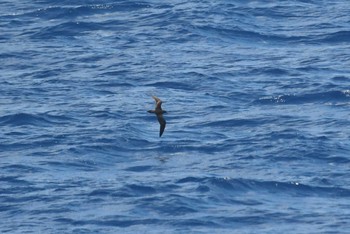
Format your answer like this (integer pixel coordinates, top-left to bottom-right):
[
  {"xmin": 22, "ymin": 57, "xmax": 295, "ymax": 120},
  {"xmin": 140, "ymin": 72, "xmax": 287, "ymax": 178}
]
[{"xmin": 1, "ymin": 0, "xmax": 350, "ymax": 233}]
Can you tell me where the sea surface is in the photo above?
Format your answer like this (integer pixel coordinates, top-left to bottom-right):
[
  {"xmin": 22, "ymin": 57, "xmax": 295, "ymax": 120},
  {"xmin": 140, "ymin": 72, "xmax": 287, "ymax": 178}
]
[{"xmin": 1, "ymin": 1, "xmax": 350, "ymax": 233}]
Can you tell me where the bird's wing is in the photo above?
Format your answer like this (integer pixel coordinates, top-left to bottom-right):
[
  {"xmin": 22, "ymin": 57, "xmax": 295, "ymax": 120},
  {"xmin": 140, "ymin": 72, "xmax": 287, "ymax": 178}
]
[
  {"xmin": 152, "ymin": 96, "xmax": 162, "ymax": 110},
  {"xmin": 157, "ymin": 114, "xmax": 166, "ymax": 137},
  {"xmin": 152, "ymin": 96, "xmax": 161, "ymax": 103}
]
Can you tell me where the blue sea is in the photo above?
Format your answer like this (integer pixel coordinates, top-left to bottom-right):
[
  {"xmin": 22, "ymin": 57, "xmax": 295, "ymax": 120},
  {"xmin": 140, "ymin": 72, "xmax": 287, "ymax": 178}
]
[{"xmin": 1, "ymin": 1, "xmax": 350, "ymax": 233}]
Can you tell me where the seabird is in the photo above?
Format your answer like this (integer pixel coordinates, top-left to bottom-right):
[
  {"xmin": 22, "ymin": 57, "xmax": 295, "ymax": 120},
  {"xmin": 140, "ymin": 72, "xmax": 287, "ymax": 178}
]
[{"xmin": 148, "ymin": 96, "xmax": 167, "ymax": 137}]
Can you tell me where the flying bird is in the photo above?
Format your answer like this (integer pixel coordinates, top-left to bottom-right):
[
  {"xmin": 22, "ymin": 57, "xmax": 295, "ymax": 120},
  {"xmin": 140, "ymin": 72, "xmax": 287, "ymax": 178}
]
[{"xmin": 148, "ymin": 96, "xmax": 167, "ymax": 137}]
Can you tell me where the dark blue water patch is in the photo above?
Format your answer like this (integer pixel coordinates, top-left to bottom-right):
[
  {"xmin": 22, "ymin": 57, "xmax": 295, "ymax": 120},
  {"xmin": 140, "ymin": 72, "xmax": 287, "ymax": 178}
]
[
  {"xmin": 332, "ymin": 76, "xmax": 350, "ymax": 82},
  {"xmin": 157, "ymin": 204, "xmax": 197, "ymax": 216},
  {"xmin": 29, "ymin": 21, "xmax": 104, "ymax": 39},
  {"xmin": 29, "ymin": 207, "xmax": 72, "ymax": 216},
  {"xmin": 111, "ymin": 182, "xmax": 181, "ymax": 199},
  {"xmin": 196, "ymin": 185, "xmax": 210, "ymax": 193},
  {"xmin": 100, "ymin": 1, "xmax": 153, "ymax": 12},
  {"xmin": 0, "ymin": 185, "xmax": 42, "ymax": 196},
  {"xmin": 4, "ymin": 193, "xmax": 56, "ymax": 212},
  {"xmin": 199, "ymin": 118, "xmax": 262, "ymax": 128},
  {"xmin": 194, "ymin": 24, "xmax": 310, "ymax": 45},
  {"xmin": 0, "ymin": 203, "xmax": 20, "ymax": 213},
  {"xmin": 93, "ymin": 80, "xmax": 134, "ymax": 88},
  {"xmin": 19, "ymin": 1, "xmax": 152, "ymax": 18},
  {"xmin": 158, "ymin": 141, "xmax": 228, "ymax": 154},
  {"xmin": 124, "ymin": 165, "xmax": 154, "ymax": 172},
  {"xmin": 136, "ymin": 5, "xmax": 175, "ymax": 24},
  {"xmin": 269, "ymin": 147, "xmax": 329, "ymax": 164},
  {"xmin": 210, "ymin": 177, "xmax": 245, "ymax": 191},
  {"xmin": 99, "ymin": 68, "xmax": 132, "ymax": 78},
  {"xmin": 128, "ymin": 184, "xmax": 160, "ymax": 197},
  {"xmin": 318, "ymin": 30, "xmax": 350, "ymax": 44},
  {"xmin": 27, "ymin": 139, "xmax": 63, "ymax": 149},
  {"xmin": 24, "ymin": 6, "xmax": 83, "ymax": 20},
  {"xmin": 0, "ymin": 34, "xmax": 9, "ymax": 41},
  {"xmin": 2, "ymin": 131, "xmax": 27, "ymax": 137},
  {"xmin": 135, "ymin": 194, "xmax": 199, "ymax": 216},
  {"xmin": 182, "ymin": 71, "xmax": 209, "ymax": 80},
  {"xmin": 253, "ymin": 180, "xmax": 350, "ymax": 198},
  {"xmin": 205, "ymin": 104, "xmax": 228, "ymax": 111},
  {"xmin": 105, "ymin": 185, "xmax": 156, "ymax": 198},
  {"xmin": 193, "ymin": 25, "xmax": 263, "ymax": 44},
  {"xmin": 255, "ymin": 90, "xmax": 350, "ymax": 105},
  {"xmin": 23, "ymin": 5, "xmax": 112, "ymax": 20},
  {"xmin": 0, "ymin": 112, "xmax": 72, "ymax": 127},
  {"xmin": 88, "ymin": 188, "xmax": 115, "ymax": 197},
  {"xmin": 177, "ymin": 176, "xmax": 350, "ymax": 198},
  {"xmin": 177, "ymin": 176, "xmax": 206, "ymax": 184},
  {"xmin": 116, "ymin": 137, "xmax": 156, "ymax": 151},
  {"xmin": 55, "ymin": 217, "xmax": 165, "ymax": 228},
  {"xmin": 44, "ymin": 159, "xmax": 98, "ymax": 172},
  {"xmin": 145, "ymin": 81, "xmax": 195, "ymax": 91},
  {"xmin": 24, "ymin": 68, "xmax": 65, "ymax": 80},
  {"xmin": 1, "ymin": 164, "xmax": 45, "ymax": 174},
  {"xmin": 0, "ymin": 142, "xmax": 38, "ymax": 153},
  {"xmin": 246, "ymin": 3, "xmax": 318, "ymax": 18},
  {"xmin": 172, "ymin": 219, "xmax": 219, "ymax": 228},
  {"xmin": 0, "ymin": 52, "xmax": 24, "ymax": 60},
  {"xmin": 0, "ymin": 176, "xmax": 34, "ymax": 187},
  {"xmin": 77, "ymin": 143, "xmax": 132, "ymax": 157},
  {"xmin": 311, "ymin": 177, "xmax": 334, "ymax": 187},
  {"xmin": 325, "ymin": 156, "xmax": 350, "ymax": 164},
  {"xmin": 87, "ymin": 109, "xmax": 122, "ymax": 118},
  {"xmin": 269, "ymin": 128, "xmax": 311, "ymax": 141},
  {"xmin": 73, "ymin": 54, "xmax": 109, "ymax": 65},
  {"xmin": 250, "ymin": 67, "xmax": 291, "ymax": 76}
]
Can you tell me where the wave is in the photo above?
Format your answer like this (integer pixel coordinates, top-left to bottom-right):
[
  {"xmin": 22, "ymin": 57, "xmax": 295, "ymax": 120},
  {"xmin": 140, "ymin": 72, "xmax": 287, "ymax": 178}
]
[
  {"xmin": 0, "ymin": 113, "xmax": 72, "ymax": 127},
  {"xmin": 177, "ymin": 176, "xmax": 350, "ymax": 198},
  {"xmin": 13, "ymin": 2, "xmax": 151, "ymax": 19},
  {"xmin": 255, "ymin": 90, "xmax": 350, "ymax": 105},
  {"xmin": 30, "ymin": 21, "xmax": 104, "ymax": 39},
  {"xmin": 316, "ymin": 30, "xmax": 350, "ymax": 44},
  {"xmin": 199, "ymin": 118, "xmax": 262, "ymax": 128},
  {"xmin": 9, "ymin": 1, "xmax": 348, "ymax": 47},
  {"xmin": 145, "ymin": 81, "xmax": 195, "ymax": 91}
]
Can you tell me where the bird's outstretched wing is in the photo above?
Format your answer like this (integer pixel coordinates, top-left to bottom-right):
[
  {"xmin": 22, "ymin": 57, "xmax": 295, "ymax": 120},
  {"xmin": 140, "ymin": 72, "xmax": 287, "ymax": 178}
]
[
  {"xmin": 157, "ymin": 114, "xmax": 166, "ymax": 137},
  {"xmin": 152, "ymin": 96, "xmax": 162, "ymax": 110}
]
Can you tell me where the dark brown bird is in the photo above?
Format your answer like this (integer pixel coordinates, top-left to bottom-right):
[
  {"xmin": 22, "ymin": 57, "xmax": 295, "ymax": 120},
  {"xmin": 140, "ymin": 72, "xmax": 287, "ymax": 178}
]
[{"xmin": 147, "ymin": 96, "xmax": 167, "ymax": 137}]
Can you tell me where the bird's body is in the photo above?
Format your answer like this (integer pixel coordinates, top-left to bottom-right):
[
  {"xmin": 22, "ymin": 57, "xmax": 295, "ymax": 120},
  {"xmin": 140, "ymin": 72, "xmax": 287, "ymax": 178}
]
[{"xmin": 148, "ymin": 96, "xmax": 166, "ymax": 137}]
